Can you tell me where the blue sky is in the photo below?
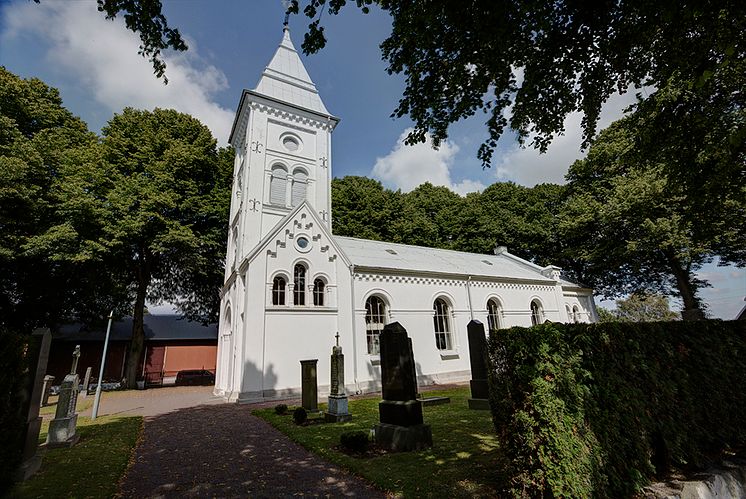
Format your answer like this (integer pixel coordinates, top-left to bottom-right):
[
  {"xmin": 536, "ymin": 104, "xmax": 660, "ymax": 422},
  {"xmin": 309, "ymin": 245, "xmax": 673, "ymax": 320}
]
[{"xmin": 1, "ymin": 0, "xmax": 743, "ymax": 317}]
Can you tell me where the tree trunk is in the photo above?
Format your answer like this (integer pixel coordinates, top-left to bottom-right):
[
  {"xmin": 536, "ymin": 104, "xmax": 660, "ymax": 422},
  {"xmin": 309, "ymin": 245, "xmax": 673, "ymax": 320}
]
[
  {"xmin": 664, "ymin": 250, "xmax": 705, "ymax": 321},
  {"xmin": 124, "ymin": 249, "xmax": 150, "ymax": 388}
]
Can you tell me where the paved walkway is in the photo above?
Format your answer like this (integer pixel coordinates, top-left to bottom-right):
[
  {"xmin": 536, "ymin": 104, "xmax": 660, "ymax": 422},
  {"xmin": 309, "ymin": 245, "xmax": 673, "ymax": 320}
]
[
  {"xmin": 80, "ymin": 385, "xmax": 224, "ymax": 418},
  {"xmin": 118, "ymin": 402, "xmax": 384, "ymax": 498}
]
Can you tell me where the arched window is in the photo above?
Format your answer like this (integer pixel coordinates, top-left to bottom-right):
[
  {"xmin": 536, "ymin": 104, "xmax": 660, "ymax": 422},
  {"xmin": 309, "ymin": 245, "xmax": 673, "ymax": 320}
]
[
  {"xmin": 530, "ymin": 300, "xmax": 544, "ymax": 326},
  {"xmin": 270, "ymin": 164, "xmax": 287, "ymax": 206},
  {"xmin": 313, "ymin": 278, "xmax": 325, "ymax": 306},
  {"xmin": 365, "ymin": 296, "xmax": 386, "ymax": 355},
  {"xmin": 487, "ymin": 299, "xmax": 502, "ymax": 332},
  {"xmin": 565, "ymin": 305, "xmax": 572, "ymax": 323},
  {"xmin": 293, "ymin": 264, "xmax": 306, "ymax": 305},
  {"xmin": 272, "ymin": 276, "xmax": 286, "ymax": 305},
  {"xmin": 433, "ymin": 298, "xmax": 453, "ymax": 350},
  {"xmin": 291, "ymin": 168, "xmax": 307, "ymax": 207},
  {"xmin": 573, "ymin": 305, "xmax": 581, "ymax": 323}
]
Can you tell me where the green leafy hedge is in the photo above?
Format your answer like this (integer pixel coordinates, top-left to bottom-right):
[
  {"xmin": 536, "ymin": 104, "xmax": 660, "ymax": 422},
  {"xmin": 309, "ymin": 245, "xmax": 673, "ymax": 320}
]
[{"xmin": 487, "ymin": 320, "xmax": 746, "ymax": 498}]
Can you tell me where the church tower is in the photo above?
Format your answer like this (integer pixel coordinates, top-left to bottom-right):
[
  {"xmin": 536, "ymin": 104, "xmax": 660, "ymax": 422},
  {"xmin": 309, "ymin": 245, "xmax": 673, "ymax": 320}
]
[{"xmin": 226, "ymin": 25, "xmax": 339, "ymax": 278}]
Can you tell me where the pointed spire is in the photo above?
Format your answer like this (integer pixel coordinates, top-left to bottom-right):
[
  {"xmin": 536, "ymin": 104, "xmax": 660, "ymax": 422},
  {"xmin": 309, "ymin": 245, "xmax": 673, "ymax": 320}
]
[{"xmin": 254, "ymin": 25, "xmax": 331, "ymax": 115}]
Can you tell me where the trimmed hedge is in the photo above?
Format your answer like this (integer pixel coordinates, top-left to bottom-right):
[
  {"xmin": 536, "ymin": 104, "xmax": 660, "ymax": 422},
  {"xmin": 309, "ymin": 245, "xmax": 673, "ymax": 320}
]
[{"xmin": 487, "ymin": 320, "xmax": 746, "ymax": 498}]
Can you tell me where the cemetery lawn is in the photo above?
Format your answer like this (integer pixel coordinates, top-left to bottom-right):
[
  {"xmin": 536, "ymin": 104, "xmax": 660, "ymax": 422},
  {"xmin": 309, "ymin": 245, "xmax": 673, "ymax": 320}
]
[
  {"xmin": 253, "ymin": 387, "xmax": 508, "ymax": 497},
  {"xmin": 13, "ymin": 415, "xmax": 142, "ymax": 499}
]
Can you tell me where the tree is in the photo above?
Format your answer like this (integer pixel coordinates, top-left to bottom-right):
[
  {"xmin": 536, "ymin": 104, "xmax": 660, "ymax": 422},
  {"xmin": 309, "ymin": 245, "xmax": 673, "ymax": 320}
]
[
  {"xmin": 0, "ymin": 67, "xmax": 120, "ymax": 332},
  {"xmin": 614, "ymin": 293, "xmax": 680, "ymax": 322},
  {"xmin": 61, "ymin": 108, "xmax": 232, "ymax": 387},
  {"xmin": 331, "ymin": 176, "xmax": 399, "ymax": 241},
  {"xmin": 289, "ymin": 0, "xmax": 745, "ymax": 169},
  {"xmin": 561, "ymin": 118, "xmax": 721, "ymax": 319}
]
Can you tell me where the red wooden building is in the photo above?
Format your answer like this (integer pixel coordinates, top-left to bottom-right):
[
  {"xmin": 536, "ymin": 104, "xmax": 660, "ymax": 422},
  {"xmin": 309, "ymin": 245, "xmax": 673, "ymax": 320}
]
[{"xmin": 48, "ymin": 315, "xmax": 218, "ymax": 386}]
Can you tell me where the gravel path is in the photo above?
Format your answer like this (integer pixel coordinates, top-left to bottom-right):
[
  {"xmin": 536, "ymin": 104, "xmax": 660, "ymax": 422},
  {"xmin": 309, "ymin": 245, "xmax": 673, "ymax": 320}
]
[{"xmin": 118, "ymin": 403, "xmax": 384, "ymax": 498}]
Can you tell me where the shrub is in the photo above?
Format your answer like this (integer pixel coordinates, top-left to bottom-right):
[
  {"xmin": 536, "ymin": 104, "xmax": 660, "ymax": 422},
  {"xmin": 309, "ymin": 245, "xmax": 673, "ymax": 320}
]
[
  {"xmin": 274, "ymin": 404, "xmax": 288, "ymax": 415},
  {"xmin": 340, "ymin": 430, "xmax": 369, "ymax": 453},
  {"xmin": 293, "ymin": 407, "xmax": 307, "ymax": 425},
  {"xmin": 487, "ymin": 320, "xmax": 746, "ymax": 498}
]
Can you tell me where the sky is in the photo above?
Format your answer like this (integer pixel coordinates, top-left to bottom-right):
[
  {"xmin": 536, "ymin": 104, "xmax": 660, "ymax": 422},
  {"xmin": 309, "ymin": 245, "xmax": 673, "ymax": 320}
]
[{"xmin": 1, "ymin": 0, "xmax": 743, "ymax": 318}]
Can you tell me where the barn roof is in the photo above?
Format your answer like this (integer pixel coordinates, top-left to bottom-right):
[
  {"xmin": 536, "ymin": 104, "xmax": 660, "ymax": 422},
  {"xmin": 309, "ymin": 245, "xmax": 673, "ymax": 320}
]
[{"xmin": 55, "ymin": 315, "xmax": 218, "ymax": 342}]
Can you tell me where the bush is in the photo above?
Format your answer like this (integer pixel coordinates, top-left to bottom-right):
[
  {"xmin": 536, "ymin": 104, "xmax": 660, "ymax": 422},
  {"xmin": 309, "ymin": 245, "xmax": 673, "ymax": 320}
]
[
  {"xmin": 293, "ymin": 407, "xmax": 307, "ymax": 425},
  {"xmin": 274, "ymin": 404, "xmax": 288, "ymax": 415},
  {"xmin": 487, "ymin": 320, "xmax": 746, "ymax": 498},
  {"xmin": 340, "ymin": 430, "xmax": 369, "ymax": 453}
]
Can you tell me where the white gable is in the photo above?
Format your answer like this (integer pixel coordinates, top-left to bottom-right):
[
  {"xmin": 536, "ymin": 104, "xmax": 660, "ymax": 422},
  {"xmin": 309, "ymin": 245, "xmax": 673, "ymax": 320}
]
[{"xmin": 254, "ymin": 27, "xmax": 330, "ymax": 115}]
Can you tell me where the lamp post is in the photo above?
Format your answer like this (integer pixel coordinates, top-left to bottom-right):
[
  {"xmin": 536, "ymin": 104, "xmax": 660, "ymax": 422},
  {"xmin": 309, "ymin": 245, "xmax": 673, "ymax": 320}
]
[{"xmin": 91, "ymin": 310, "xmax": 113, "ymax": 420}]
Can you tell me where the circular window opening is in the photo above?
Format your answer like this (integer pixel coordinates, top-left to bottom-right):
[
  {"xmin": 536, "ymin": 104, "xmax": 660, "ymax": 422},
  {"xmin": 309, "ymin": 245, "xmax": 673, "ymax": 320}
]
[
  {"xmin": 296, "ymin": 237, "xmax": 309, "ymax": 249},
  {"xmin": 283, "ymin": 136, "xmax": 300, "ymax": 152}
]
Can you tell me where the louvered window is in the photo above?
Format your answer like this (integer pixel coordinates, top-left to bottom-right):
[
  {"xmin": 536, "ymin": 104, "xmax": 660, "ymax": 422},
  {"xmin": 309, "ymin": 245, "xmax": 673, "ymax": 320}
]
[
  {"xmin": 270, "ymin": 165, "xmax": 287, "ymax": 206},
  {"xmin": 291, "ymin": 169, "xmax": 307, "ymax": 207}
]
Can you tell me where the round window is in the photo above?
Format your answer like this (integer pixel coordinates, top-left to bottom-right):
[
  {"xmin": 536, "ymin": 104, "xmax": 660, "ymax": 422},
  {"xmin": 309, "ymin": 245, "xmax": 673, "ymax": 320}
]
[
  {"xmin": 296, "ymin": 237, "xmax": 309, "ymax": 249},
  {"xmin": 283, "ymin": 136, "xmax": 300, "ymax": 152}
]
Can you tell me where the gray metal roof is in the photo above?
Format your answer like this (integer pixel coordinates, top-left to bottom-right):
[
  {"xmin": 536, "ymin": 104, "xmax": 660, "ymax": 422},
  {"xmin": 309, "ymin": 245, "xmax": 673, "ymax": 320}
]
[
  {"xmin": 55, "ymin": 315, "xmax": 218, "ymax": 342},
  {"xmin": 335, "ymin": 236, "xmax": 557, "ymax": 283}
]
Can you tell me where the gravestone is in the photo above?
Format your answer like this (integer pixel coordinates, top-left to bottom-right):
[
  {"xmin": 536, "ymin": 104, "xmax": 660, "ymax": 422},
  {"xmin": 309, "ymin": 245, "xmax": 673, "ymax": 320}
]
[
  {"xmin": 300, "ymin": 359, "xmax": 318, "ymax": 412},
  {"xmin": 15, "ymin": 328, "xmax": 52, "ymax": 481},
  {"xmin": 40, "ymin": 375, "xmax": 54, "ymax": 407},
  {"xmin": 46, "ymin": 374, "xmax": 80, "ymax": 447},
  {"xmin": 325, "ymin": 333, "xmax": 352, "ymax": 422},
  {"xmin": 374, "ymin": 322, "xmax": 432, "ymax": 451},
  {"xmin": 70, "ymin": 344, "xmax": 81, "ymax": 375},
  {"xmin": 467, "ymin": 320, "xmax": 490, "ymax": 410},
  {"xmin": 81, "ymin": 367, "xmax": 92, "ymax": 398}
]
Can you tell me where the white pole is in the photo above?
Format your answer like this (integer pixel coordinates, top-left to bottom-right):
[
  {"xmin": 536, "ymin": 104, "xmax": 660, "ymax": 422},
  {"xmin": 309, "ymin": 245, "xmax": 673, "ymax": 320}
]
[{"xmin": 91, "ymin": 310, "xmax": 114, "ymax": 420}]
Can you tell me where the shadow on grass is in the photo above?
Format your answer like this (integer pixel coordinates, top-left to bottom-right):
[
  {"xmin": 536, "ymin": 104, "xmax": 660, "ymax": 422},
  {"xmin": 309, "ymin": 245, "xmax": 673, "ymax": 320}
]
[
  {"xmin": 117, "ymin": 403, "xmax": 383, "ymax": 498},
  {"xmin": 254, "ymin": 386, "xmax": 510, "ymax": 498},
  {"xmin": 13, "ymin": 415, "xmax": 142, "ymax": 499}
]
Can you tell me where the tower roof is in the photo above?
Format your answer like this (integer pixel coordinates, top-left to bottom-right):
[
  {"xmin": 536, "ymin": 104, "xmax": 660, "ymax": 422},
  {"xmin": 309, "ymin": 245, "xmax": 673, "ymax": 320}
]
[{"xmin": 254, "ymin": 26, "xmax": 330, "ymax": 115}]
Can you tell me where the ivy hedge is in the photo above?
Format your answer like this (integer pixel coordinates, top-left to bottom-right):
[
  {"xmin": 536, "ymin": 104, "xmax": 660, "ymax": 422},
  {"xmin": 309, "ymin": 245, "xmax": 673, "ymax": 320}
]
[{"xmin": 487, "ymin": 320, "xmax": 746, "ymax": 498}]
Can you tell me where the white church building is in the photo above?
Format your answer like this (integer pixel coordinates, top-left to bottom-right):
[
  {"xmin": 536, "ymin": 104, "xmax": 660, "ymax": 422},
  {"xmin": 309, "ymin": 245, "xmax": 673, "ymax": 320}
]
[{"xmin": 214, "ymin": 27, "xmax": 598, "ymax": 402}]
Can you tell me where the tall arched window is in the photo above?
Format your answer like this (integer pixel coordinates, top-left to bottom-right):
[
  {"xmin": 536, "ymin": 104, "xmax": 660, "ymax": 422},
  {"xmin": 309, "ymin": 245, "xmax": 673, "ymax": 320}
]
[
  {"xmin": 365, "ymin": 296, "xmax": 386, "ymax": 355},
  {"xmin": 272, "ymin": 276, "xmax": 286, "ymax": 305},
  {"xmin": 530, "ymin": 300, "xmax": 544, "ymax": 326},
  {"xmin": 291, "ymin": 168, "xmax": 307, "ymax": 207},
  {"xmin": 313, "ymin": 278, "xmax": 325, "ymax": 306},
  {"xmin": 293, "ymin": 264, "xmax": 306, "ymax": 305},
  {"xmin": 565, "ymin": 305, "xmax": 572, "ymax": 323},
  {"xmin": 573, "ymin": 305, "xmax": 581, "ymax": 323},
  {"xmin": 270, "ymin": 164, "xmax": 287, "ymax": 206},
  {"xmin": 433, "ymin": 298, "xmax": 453, "ymax": 350},
  {"xmin": 487, "ymin": 299, "xmax": 502, "ymax": 332}
]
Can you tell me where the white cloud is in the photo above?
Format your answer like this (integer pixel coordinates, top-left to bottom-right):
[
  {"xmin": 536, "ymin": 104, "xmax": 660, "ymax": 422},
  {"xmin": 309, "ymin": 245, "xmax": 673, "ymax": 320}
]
[
  {"xmin": 371, "ymin": 128, "xmax": 485, "ymax": 195},
  {"xmin": 495, "ymin": 90, "xmax": 641, "ymax": 186},
  {"xmin": 2, "ymin": 1, "xmax": 233, "ymax": 143}
]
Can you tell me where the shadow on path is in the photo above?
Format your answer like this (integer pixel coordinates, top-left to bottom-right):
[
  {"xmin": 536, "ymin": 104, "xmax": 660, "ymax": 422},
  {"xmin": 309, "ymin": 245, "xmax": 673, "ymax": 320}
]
[{"xmin": 118, "ymin": 404, "xmax": 384, "ymax": 498}]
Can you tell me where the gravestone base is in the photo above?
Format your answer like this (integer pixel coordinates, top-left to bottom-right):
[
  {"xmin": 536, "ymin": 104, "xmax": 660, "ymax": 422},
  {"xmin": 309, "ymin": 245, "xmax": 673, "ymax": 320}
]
[
  {"xmin": 325, "ymin": 395, "xmax": 352, "ymax": 422},
  {"xmin": 468, "ymin": 398, "xmax": 490, "ymax": 410},
  {"xmin": 379, "ymin": 400, "xmax": 424, "ymax": 427},
  {"xmin": 374, "ymin": 422, "xmax": 432, "ymax": 452},
  {"xmin": 47, "ymin": 414, "xmax": 79, "ymax": 448},
  {"xmin": 419, "ymin": 396, "xmax": 451, "ymax": 407}
]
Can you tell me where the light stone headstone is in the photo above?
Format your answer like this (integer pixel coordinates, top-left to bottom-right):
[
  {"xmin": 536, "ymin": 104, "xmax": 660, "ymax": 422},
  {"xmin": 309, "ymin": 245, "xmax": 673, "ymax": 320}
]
[
  {"xmin": 16, "ymin": 328, "xmax": 51, "ymax": 481},
  {"xmin": 374, "ymin": 322, "xmax": 432, "ymax": 451},
  {"xmin": 40, "ymin": 375, "xmax": 54, "ymax": 407},
  {"xmin": 70, "ymin": 344, "xmax": 81, "ymax": 375},
  {"xmin": 46, "ymin": 374, "xmax": 80, "ymax": 447},
  {"xmin": 300, "ymin": 359, "xmax": 318, "ymax": 412},
  {"xmin": 325, "ymin": 332, "xmax": 352, "ymax": 422},
  {"xmin": 81, "ymin": 367, "xmax": 92, "ymax": 398}
]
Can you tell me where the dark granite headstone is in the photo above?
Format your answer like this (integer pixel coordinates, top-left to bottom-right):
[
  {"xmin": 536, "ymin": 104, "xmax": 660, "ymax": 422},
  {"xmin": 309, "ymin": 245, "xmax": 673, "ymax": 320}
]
[
  {"xmin": 16, "ymin": 328, "xmax": 51, "ymax": 481},
  {"xmin": 374, "ymin": 322, "xmax": 432, "ymax": 451},
  {"xmin": 467, "ymin": 320, "xmax": 490, "ymax": 410},
  {"xmin": 300, "ymin": 359, "xmax": 318, "ymax": 412}
]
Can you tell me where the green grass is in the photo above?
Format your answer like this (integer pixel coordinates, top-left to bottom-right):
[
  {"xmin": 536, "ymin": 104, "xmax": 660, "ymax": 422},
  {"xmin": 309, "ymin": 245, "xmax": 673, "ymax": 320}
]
[
  {"xmin": 253, "ymin": 387, "xmax": 508, "ymax": 497},
  {"xmin": 12, "ymin": 414, "xmax": 142, "ymax": 499}
]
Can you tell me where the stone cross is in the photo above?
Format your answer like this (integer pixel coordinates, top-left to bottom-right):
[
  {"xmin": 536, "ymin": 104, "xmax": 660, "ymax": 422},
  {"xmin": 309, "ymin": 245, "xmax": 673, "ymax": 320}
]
[
  {"xmin": 335, "ymin": 331, "xmax": 340, "ymax": 347},
  {"xmin": 70, "ymin": 345, "xmax": 81, "ymax": 375},
  {"xmin": 325, "ymin": 334, "xmax": 351, "ymax": 422}
]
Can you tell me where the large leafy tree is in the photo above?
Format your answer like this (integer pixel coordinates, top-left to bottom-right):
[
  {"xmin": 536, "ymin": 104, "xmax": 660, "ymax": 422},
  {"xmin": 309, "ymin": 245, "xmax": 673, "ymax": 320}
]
[
  {"xmin": 60, "ymin": 108, "xmax": 232, "ymax": 387},
  {"xmin": 0, "ymin": 67, "xmax": 120, "ymax": 332},
  {"xmin": 561, "ymin": 118, "xmax": 732, "ymax": 319}
]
